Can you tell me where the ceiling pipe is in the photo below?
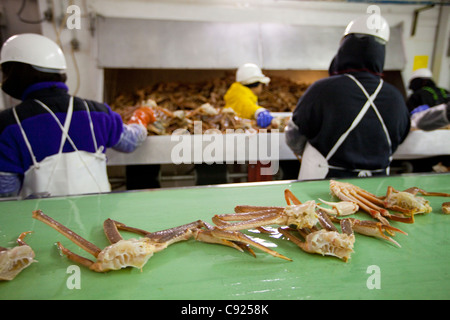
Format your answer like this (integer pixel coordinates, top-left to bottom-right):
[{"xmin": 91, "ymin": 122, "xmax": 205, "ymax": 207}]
[{"xmin": 410, "ymin": 3, "xmax": 435, "ymax": 36}]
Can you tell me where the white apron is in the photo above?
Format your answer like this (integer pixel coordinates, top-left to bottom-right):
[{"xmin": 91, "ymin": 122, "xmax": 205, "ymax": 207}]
[
  {"xmin": 13, "ymin": 97, "xmax": 111, "ymax": 198},
  {"xmin": 299, "ymin": 74, "xmax": 392, "ymax": 180}
]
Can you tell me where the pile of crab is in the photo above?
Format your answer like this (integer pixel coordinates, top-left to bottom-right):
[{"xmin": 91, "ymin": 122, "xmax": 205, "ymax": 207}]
[
  {"xmin": 117, "ymin": 99, "xmax": 289, "ymax": 135},
  {"xmin": 2, "ymin": 180, "xmax": 449, "ymax": 280},
  {"xmin": 110, "ymin": 74, "xmax": 303, "ymax": 135}
]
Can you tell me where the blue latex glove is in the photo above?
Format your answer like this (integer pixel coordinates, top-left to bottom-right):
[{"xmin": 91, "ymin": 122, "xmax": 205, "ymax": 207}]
[
  {"xmin": 410, "ymin": 104, "xmax": 429, "ymax": 116},
  {"xmin": 113, "ymin": 123, "xmax": 148, "ymax": 153},
  {"xmin": 256, "ymin": 110, "xmax": 273, "ymax": 128}
]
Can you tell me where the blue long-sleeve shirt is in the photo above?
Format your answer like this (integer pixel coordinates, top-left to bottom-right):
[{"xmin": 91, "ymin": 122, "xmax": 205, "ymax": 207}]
[{"xmin": 0, "ymin": 82, "xmax": 147, "ymax": 197}]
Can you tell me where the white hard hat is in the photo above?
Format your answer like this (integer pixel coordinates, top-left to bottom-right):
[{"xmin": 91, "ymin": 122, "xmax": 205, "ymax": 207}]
[
  {"xmin": 236, "ymin": 63, "xmax": 270, "ymax": 85},
  {"xmin": 0, "ymin": 33, "xmax": 66, "ymax": 71},
  {"xmin": 344, "ymin": 14, "xmax": 390, "ymax": 42},
  {"xmin": 410, "ymin": 68, "xmax": 433, "ymax": 81}
]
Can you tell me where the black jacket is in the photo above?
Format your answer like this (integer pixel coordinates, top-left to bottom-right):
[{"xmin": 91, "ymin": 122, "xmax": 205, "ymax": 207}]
[
  {"xmin": 406, "ymin": 79, "xmax": 449, "ymax": 112},
  {"xmin": 292, "ymin": 34, "xmax": 410, "ymax": 176}
]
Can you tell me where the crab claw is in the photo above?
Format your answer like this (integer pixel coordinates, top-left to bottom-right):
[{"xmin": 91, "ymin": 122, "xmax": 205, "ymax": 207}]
[
  {"xmin": 347, "ymin": 218, "xmax": 407, "ymax": 247},
  {"xmin": 318, "ymin": 198, "xmax": 359, "ymax": 216}
]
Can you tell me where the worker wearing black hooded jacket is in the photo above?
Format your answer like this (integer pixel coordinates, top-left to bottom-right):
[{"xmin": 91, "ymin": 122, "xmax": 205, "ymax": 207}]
[
  {"xmin": 286, "ymin": 14, "xmax": 410, "ymax": 179},
  {"xmin": 406, "ymin": 68, "xmax": 449, "ymax": 113}
]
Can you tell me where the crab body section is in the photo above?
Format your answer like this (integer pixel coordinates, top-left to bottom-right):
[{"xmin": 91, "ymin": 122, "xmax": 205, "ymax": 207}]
[
  {"xmin": 90, "ymin": 238, "xmax": 157, "ymax": 272},
  {"xmin": 383, "ymin": 187, "xmax": 432, "ymax": 215},
  {"xmin": 279, "ymin": 210, "xmax": 355, "ymax": 262},
  {"xmin": 0, "ymin": 232, "xmax": 36, "ymax": 281},
  {"xmin": 301, "ymin": 229, "xmax": 355, "ymax": 261},
  {"xmin": 282, "ymin": 201, "xmax": 319, "ymax": 229},
  {"xmin": 214, "ymin": 190, "xmax": 355, "ymax": 262}
]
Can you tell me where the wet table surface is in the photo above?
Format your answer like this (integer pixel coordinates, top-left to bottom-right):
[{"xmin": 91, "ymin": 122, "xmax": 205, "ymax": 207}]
[{"xmin": 1, "ymin": 173, "xmax": 449, "ymax": 300}]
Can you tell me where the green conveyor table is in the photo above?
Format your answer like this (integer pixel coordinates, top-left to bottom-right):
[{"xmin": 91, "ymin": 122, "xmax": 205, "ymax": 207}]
[{"xmin": 1, "ymin": 173, "xmax": 449, "ymax": 300}]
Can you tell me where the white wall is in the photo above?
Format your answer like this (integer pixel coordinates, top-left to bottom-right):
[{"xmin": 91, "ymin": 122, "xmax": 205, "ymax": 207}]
[
  {"xmin": 433, "ymin": 6, "xmax": 450, "ymax": 91},
  {"xmin": 34, "ymin": 0, "xmax": 448, "ymax": 102}
]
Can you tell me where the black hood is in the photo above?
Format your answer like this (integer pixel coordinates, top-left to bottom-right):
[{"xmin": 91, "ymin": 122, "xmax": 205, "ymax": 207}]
[
  {"xmin": 1, "ymin": 61, "xmax": 66, "ymax": 100},
  {"xmin": 408, "ymin": 77, "xmax": 436, "ymax": 92},
  {"xmin": 329, "ymin": 34, "xmax": 386, "ymax": 76}
]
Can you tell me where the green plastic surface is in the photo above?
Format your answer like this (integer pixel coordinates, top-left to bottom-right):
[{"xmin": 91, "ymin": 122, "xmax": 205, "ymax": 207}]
[{"xmin": 1, "ymin": 174, "xmax": 449, "ymax": 300}]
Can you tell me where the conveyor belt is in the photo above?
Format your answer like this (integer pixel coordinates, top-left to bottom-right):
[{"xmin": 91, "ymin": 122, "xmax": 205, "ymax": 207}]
[{"xmin": 0, "ymin": 173, "xmax": 449, "ymax": 299}]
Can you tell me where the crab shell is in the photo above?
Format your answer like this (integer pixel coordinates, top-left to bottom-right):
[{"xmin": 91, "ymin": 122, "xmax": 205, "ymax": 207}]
[
  {"xmin": 303, "ymin": 230, "xmax": 355, "ymax": 262},
  {"xmin": 0, "ymin": 245, "xmax": 36, "ymax": 281},
  {"xmin": 90, "ymin": 238, "xmax": 157, "ymax": 272},
  {"xmin": 283, "ymin": 200, "xmax": 318, "ymax": 229},
  {"xmin": 385, "ymin": 191, "xmax": 432, "ymax": 215}
]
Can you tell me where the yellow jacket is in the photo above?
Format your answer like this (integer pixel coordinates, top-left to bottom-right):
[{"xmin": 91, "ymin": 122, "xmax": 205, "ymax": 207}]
[{"xmin": 224, "ymin": 82, "xmax": 262, "ymax": 119}]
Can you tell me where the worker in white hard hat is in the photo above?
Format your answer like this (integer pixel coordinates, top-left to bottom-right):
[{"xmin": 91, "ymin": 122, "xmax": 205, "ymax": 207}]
[
  {"xmin": 406, "ymin": 68, "xmax": 449, "ymax": 113},
  {"xmin": 0, "ymin": 33, "xmax": 156, "ymax": 198},
  {"xmin": 286, "ymin": 14, "xmax": 410, "ymax": 180},
  {"xmin": 224, "ymin": 63, "xmax": 273, "ymax": 128}
]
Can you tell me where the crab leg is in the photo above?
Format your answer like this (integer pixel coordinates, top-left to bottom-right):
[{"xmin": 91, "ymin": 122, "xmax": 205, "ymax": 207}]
[
  {"xmin": 204, "ymin": 229, "xmax": 292, "ymax": 261},
  {"xmin": 354, "ymin": 194, "xmax": 414, "ymax": 224},
  {"xmin": 348, "ymin": 190, "xmax": 414, "ymax": 223},
  {"xmin": 347, "ymin": 190, "xmax": 390, "ymax": 222},
  {"xmin": 32, "ymin": 210, "xmax": 101, "ymax": 257},
  {"xmin": 330, "ymin": 183, "xmax": 383, "ymax": 218},
  {"xmin": 340, "ymin": 219, "xmax": 354, "ymax": 236},
  {"xmin": 285, "ymin": 189, "xmax": 302, "ymax": 205},
  {"xmin": 316, "ymin": 210, "xmax": 338, "ymax": 232},
  {"xmin": 215, "ymin": 209, "xmax": 281, "ymax": 234},
  {"xmin": 103, "ymin": 219, "xmax": 125, "ymax": 244},
  {"xmin": 217, "ymin": 208, "xmax": 281, "ymax": 221},
  {"xmin": 278, "ymin": 227, "xmax": 309, "ymax": 252},
  {"xmin": 111, "ymin": 219, "xmax": 290, "ymax": 261},
  {"xmin": 234, "ymin": 206, "xmax": 284, "ymax": 213},
  {"xmin": 56, "ymin": 242, "xmax": 96, "ymax": 269},
  {"xmin": 110, "ymin": 219, "xmax": 204, "ymax": 244},
  {"xmin": 213, "ymin": 212, "xmax": 282, "ymax": 230},
  {"xmin": 318, "ymin": 211, "xmax": 355, "ymax": 239},
  {"xmin": 16, "ymin": 231, "xmax": 33, "ymax": 246},
  {"xmin": 403, "ymin": 187, "xmax": 450, "ymax": 197}
]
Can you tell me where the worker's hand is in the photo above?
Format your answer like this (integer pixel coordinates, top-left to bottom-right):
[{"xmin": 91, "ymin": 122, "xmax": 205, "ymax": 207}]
[
  {"xmin": 256, "ymin": 110, "xmax": 273, "ymax": 128},
  {"xmin": 410, "ymin": 104, "xmax": 429, "ymax": 116},
  {"xmin": 128, "ymin": 106, "xmax": 156, "ymax": 127}
]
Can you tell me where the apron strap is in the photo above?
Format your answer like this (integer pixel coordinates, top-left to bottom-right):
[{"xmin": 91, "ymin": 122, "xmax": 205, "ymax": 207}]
[
  {"xmin": 345, "ymin": 74, "xmax": 392, "ymax": 156},
  {"xmin": 34, "ymin": 97, "xmax": 77, "ymax": 192},
  {"xmin": 12, "ymin": 107, "xmax": 39, "ymax": 168},
  {"xmin": 33, "ymin": 97, "xmax": 106, "ymax": 192},
  {"xmin": 59, "ymin": 96, "xmax": 74, "ymax": 152},
  {"xmin": 34, "ymin": 98, "xmax": 79, "ymax": 153},
  {"xmin": 324, "ymin": 74, "xmax": 393, "ymax": 176},
  {"xmin": 326, "ymin": 75, "xmax": 384, "ymax": 161},
  {"xmin": 82, "ymin": 100, "xmax": 104, "ymax": 155}
]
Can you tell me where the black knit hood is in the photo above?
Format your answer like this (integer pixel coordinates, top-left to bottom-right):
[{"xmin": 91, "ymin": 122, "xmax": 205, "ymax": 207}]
[{"xmin": 329, "ymin": 34, "xmax": 386, "ymax": 76}]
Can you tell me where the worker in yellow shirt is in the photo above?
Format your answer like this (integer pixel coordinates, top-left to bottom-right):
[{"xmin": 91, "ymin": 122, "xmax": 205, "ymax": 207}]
[{"xmin": 224, "ymin": 63, "xmax": 273, "ymax": 128}]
